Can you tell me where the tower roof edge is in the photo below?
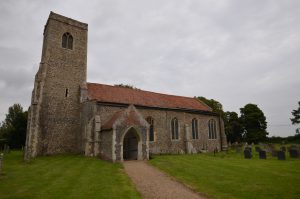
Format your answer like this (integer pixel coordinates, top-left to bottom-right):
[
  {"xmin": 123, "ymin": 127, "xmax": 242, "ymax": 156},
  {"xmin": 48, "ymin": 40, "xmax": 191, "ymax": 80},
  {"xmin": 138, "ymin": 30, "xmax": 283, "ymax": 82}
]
[{"xmin": 48, "ymin": 11, "xmax": 88, "ymax": 30}]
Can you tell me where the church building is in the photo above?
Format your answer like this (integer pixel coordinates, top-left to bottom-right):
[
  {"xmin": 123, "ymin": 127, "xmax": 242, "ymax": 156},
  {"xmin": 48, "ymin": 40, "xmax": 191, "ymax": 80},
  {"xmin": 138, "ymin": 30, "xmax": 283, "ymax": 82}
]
[{"xmin": 24, "ymin": 12, "xmax": 227, "ymax": 162}]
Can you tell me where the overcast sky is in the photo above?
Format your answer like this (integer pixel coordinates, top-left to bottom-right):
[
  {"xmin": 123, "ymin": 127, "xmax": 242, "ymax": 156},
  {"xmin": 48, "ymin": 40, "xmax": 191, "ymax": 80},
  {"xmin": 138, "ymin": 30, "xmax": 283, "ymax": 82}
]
[{"xmin": 0, "ymin": 0, "xmax": 299, "ymax": 137}]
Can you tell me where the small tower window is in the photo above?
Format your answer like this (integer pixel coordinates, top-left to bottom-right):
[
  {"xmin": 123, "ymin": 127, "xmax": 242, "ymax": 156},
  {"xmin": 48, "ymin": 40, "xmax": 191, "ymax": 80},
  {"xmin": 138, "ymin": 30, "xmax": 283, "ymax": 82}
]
[{"xmin": 62, "ymin": 32, "xmax": 73, "ymax": 49}]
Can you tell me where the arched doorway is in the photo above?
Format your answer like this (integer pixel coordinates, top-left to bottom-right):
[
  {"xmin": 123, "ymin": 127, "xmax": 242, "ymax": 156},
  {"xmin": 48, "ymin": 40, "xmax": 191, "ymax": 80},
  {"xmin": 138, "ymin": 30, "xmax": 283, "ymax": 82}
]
[{"xmin": 123, "ymin": 128, "xmax": 139, "ymax": 160}]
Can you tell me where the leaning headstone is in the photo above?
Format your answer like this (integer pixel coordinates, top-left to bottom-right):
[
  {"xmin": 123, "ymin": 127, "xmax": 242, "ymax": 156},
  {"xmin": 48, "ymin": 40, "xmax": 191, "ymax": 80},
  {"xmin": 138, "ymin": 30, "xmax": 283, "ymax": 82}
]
[
  {"xmin": 259, "ymin": 150, "xmax": 267, "ymax": 159},
  {"xmin": 255, "ymin": 146, "xmax": 261, "ymax": 152},
  {"xmin": 244, "ymin": 149, "xmax": 252, "ymax": 159},
  {"xmin": 289, "ymin": 149, "xmax": 299, "ymax": 158},
  {"xmin": 277, "ymin": 151, "xmax": 286, "ymax": 160}
]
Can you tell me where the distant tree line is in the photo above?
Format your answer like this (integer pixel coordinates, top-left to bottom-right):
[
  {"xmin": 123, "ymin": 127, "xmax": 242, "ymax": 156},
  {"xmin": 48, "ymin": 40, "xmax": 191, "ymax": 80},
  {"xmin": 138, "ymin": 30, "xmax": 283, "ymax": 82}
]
[
  {"xmin": 197, "ymin": 97, "xmax": 300, "ymax": 144},
  {"xmin": 267, "ymin": 134, "xmax": 300, "ymax": 144}
]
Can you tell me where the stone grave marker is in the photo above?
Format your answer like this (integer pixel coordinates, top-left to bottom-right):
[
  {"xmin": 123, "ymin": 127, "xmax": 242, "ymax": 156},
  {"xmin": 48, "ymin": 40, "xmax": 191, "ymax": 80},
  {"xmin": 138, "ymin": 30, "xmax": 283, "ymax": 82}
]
[
  {"xmin": 271, "ymin": 150, "xmax": 278, "ymax": 157},
  {"xmin": 259, "ymin": 150, "xmax": 266, "ymax": 159},
  {"xmin": 244, "ymin": 149, "xmax": 252, "ymax": 159},
  {"xmin": 245, "ymin": 147, "xmax": 252, "ymax": 152},
  {"xmin": 277, "ymin": 151, "xmax": 286, "ymax": 160},
  {"xmin": 264, "ymin": 146, "xmax": 271, "ymax": 153},
  {"xmin": 280, "ymin": 146, "xmax": 286, "ymax": 152},
  {"xmin": 236, "ymin": 147, "xmax": 241, "ymax": 153},
  {"xmin": 289, "ymin": 145, "xmax": 298, "ymax": 150},
  {"xmin": 255, "ymin": 146, "xmax": 261, "ymax": 152},
  {"xmin": 289, "ymin": 149, "xmax": 299, "ymax": 158}
]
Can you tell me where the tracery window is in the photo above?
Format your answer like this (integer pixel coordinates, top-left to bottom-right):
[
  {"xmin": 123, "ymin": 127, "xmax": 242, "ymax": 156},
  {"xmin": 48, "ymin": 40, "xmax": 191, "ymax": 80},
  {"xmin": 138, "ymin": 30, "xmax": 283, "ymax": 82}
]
[
  {"xmin": 146, "ymin": 117, "xmax": 154, "ymax": 142},
  {"xmin": 171, "ymin": 118, "xmax": 179, "ymax": 140},
  {"xmin": 192, "ymin": 118, "xmax": 199, "ymax": 139},
  {"xmin": 208, "ymin": 119, "xmax": 217, "ymax": 139},
  {"xmin": 62, "ymin": 32, "xmax": 73, "ymax": 49}
]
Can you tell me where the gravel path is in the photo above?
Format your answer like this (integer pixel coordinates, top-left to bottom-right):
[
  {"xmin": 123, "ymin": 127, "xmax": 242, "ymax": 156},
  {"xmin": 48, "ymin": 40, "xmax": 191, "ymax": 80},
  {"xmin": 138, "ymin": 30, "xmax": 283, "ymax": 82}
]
[{"xmin": 123, "ymin": 161, "xmax": 205, "ymax": 199}]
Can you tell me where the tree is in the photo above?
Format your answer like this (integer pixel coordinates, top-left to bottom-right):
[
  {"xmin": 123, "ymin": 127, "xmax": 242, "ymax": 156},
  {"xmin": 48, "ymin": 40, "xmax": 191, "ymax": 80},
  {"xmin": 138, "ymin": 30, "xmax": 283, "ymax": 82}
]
[
  {"xmin": 240, "ymin": 104, "xmax": 268, "ymax": 143},
  {"xmin": 224, "ymin": 111, "xmax": 243, "ymax": 143},
  {"xmin": 114, "ymin": 84, "xmax": 140, "ymax": 90},
  {"xmin": 0, "ymin": 104, "xmax": 28, "ymax": 148},
  {"xmin": 290, "ymin": 101, "xmax": 300, "ymax": 125},
  {"xmin": 196, "ymin": 96, "xmax": 225, "ymax": 119}
]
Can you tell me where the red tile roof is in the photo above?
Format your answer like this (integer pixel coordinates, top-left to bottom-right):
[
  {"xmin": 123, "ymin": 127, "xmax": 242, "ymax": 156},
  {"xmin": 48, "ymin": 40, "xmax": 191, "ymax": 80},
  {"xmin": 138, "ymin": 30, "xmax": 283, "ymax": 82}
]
[
  {"xmin": 87, "ymin": 83, "xmax": 212, "ymax": 112},
  {"xmin": 101, "ymin": 110, "xmax": 123, "ymax": 130},
  {"xmin": 102, "ymin": 105, "xmax": 148, "ymax": 131}
]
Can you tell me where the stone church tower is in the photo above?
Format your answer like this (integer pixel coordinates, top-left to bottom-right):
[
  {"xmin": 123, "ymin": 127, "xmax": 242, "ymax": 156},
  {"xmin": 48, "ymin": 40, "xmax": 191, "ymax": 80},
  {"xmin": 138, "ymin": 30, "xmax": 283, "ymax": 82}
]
[{"xmin": 24, "ymin": 12, "xmax": 88, "ymax": 159}]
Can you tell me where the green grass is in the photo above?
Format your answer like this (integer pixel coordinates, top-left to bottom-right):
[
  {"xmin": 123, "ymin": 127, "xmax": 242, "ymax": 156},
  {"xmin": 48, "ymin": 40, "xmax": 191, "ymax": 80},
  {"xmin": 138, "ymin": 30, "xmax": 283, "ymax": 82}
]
[
  {"xmin": 0, "ymin": 151, "xmax": 140, "ymax": 199},
  {"xmin": 150, "ymin": 150, "xmax": 300, "ymax": 199}
]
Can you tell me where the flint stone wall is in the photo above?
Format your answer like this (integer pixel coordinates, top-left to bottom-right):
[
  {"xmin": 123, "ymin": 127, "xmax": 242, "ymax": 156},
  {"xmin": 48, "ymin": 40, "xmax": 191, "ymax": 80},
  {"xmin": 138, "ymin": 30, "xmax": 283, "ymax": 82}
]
[{"xmin": 97, "ymin": 104, "xmax": 224, "ymax": 154}]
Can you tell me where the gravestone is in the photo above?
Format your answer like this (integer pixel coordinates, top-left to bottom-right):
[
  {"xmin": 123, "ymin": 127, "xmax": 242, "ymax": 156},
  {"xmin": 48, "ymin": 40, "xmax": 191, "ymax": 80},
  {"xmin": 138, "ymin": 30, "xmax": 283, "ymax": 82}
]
[
  {"xmin": 271, "ymin": 150, "xmax": 278, "ymax": 157},
  {"xmin": 4, "ymin": 144, "xmax": 10, "ymax": 153},
  {"xmin": 244, "ymin": 149, "xmax": 252, "ymax": 159},
  {"xmin": 264, "ymin": 146, "xmax": 271, "ymax": 153},
  {"xmin": 280, "ymin": 146, "xmax": 286, "ymax": 152},
  {"xmin": 255, "ymin": 146, "xmax": 261, "ymax": 152},
  {"xmin": 267, "ymin": 144, "xmax": 276, "ymax": 153},
  {"xmin": 289, "ymin": 149, "xmax": 299, "ymax": 158},
  {"xmin": 277, "ymin": 151, "xmax": 286, "ymax": 160},
  {"xmin": 289, "ymin": 145, "xmax": 298, "ymax": 150},
  {"xmin": 259, "ymin": 150, "xmax": 266, "ymax": 159},
  {"xmin": 236, "ymin": 147, "xmax": 241, "ymax": 154},
  {"xmin": 245, "ymin": 147, "xmax": 252, "ymax": 152},
  {"xmin": 213, "ymin": 148, "xmax": 218, "ymax": 156}
]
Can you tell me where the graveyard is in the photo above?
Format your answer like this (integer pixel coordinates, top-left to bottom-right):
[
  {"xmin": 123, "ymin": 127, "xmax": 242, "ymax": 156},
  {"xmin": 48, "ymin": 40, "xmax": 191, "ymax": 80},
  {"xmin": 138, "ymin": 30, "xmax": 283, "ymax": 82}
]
[{"xmin": 149, "ymin": 145, "xmax": 300, "ymax": 199}]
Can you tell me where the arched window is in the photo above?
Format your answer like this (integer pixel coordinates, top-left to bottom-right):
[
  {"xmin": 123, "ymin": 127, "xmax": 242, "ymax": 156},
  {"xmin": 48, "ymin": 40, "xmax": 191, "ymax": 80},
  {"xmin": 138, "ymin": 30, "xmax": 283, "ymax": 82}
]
[
  {"xmin": 208, "ymin": 119, "xmax": 217, "ymax": 139},
  {"xmin": 171, "ymin": 118, "xmax": 179, "ymax": 140},
  {"xmin": 192, "ymin": 118, "xmax": 199, "ymax": 139},
  {"xmin": 62, "ymin": 32, "xmax": 73, "ymax": 49},
  {"xmin": 146, "ymin": 117, "xmax": 154, "ymax": 142}
]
